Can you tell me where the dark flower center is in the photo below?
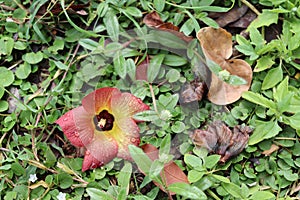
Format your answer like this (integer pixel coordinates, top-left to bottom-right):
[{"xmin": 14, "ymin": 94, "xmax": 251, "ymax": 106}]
[{"xmin": 93, "ymin": 110, "xmax": 114, "ymax": 131}]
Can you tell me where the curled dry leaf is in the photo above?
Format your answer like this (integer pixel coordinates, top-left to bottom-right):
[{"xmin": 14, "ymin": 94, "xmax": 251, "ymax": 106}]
[
  {"xmin": 180, "ymin": 79, "xmax": 207, "ymax": 103},
  {"xmin": 143, "ymin": 11, "xmax": 193, "ymax": 43},
  {"xmin": 215, "ymin": 4, "xmax": 248, "ymax": 27},
  {"xmin": 141, "ymin": 144, "xmax": 189, "ymax": 195},
  {"xmin": 197, "ymin": 27, "xmax": 253, "ymax": 105},
  {"xmin": 262, "ymin": 144, "xmax": 279, "ymax": 156},
  {"xmin": 191, "ymin": 121, "xmax": 252, "ymax": 162}
]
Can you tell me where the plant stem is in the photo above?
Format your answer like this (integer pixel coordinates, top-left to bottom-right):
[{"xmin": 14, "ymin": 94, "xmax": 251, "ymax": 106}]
[{"xmin": 240, "ymin": 0, "xmax": 261, "ymax": 15}]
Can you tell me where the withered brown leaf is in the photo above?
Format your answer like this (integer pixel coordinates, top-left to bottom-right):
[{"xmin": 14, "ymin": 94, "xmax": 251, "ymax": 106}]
[
  {"xmin": 143, "ymin": 11, "xmax": 193, "ymax": 43},
  {"xmin": 197, "ymin": 27, "xmax": 253, "ymax": 105},
  {"xmin": 180, "ymin": 79, "xmax": 207, "ymax": 103},
  {"xmin": 215, "ymin": 5, "xmax": 248, "ymax": 27},
  {"xmin": 191, "ymin": 121, "xmax": 252, "ymax": 162}
]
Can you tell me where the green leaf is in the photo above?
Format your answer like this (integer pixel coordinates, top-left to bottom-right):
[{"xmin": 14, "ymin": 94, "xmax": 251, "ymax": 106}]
[
  {"xmin": 200, "ymin": 16, "xmax": 219, "ymax": 28},
  {"xmin": 129, "ymin": 145, "xmax": 153, "ymax": 175},
  {"xmin": 283, "ymin": 170, "xmax": 298, "ymax": 181},
  {"xmin": 166, "ymin": 69, "xmax": 180, "ymax": 83},
  {"xmin": 249, "ymin": 120, "xmax": 282, "ymax": 145},
  {"xmin": 11, "ymin": 162, "xmax": 25, "ymax": 176},
  {"xmin": 168, "ymin": 182, "xmax": 207, "ymax": 199},
  {"xmin": 235, "ymin": 35, "xmax": 258, "ymax": 60},
  {"xmin": 79, "ymin": 38, "xmax": 99, "ymax": 51},
  {"xmin": 171, "ymin": 121, "xmax": 185, "ymax": 133},
  {"xmin": 222, "ymin": 183, "xmax": 243, "ymax": 198},
  {"xmin": 133, "ymin": 110, "xmax": 159, "ymax": 121},
  {"xmin": 57, "ymin": 173, "xmax": 73, "ymax": 189},
  {"xmin": 273, "ymin": 76, "xmax": 289, "ymax": 103},
  {"xmin": 249, "ymin": 27, "xmax": 265, "ymax": 49},
  {"xmin": 188, "ymin": 170, "xmax": 205, "ymax": 183},
  {"xmin": 145, "ymin": 30, "xmax": 188, "ymax": 49},
  {"xmin": 53, "ymin": 60, "xmax": 68, "ymax": 70},
  {"xmin": 159, "ymin": 134, "xmax": 171, "ymax": 156},
  {"xmin": 104, "ymin": 11, "xmax": 119, "ymax": 42},
  {"xmin": 254, "ymin": 56, "xmax": 275, "ymax": 72},
  {"xmin": 242, "ymin": 91, "xmax": 276, "ymax": 110},
  {"xmin": 113, "ymin": 51, "xmax": 127, "ymax": 79},
  {"xmin": 15, "ymin": 63, "xmax": 31, "ymax": 79},
  {"xmin": 262, "ymin": 66, "xmax": 283, "ymax": 90},
  {"xmin": 149, "ymin": 160, "xmax": 164, "ymax": 179},
  {"xmin": 87, "ymin": 188, "xmax": 114, "ymax": 200},
  {"xmin": 23, "ymin": 51, "xmax": 43, "ymax": 64},
  {"xmin": 5, "ymin": 22, "xmax": 18, "ymax": 33},
  {"xmin": 118, "ymin": 162, "xmax": 132, "ymax": 195},
  {"xmin": 0, "ymin": 100, "xmax": 8, "ymax": 112},
  {"xmin": 147, "ymin": 54, "xmax": 165, "ymax": 83},
  {"xmin": 154, "ymin": 0, "xmax": 165, "ymax": 12},
  {"xmin": 250, "ymin": 191, "xmax": 275, "ymax": 200},
  {"xmin": 285, "ymin": 113, "xmax": 300, "ymax": 130},
  {"xmin": 0, "ymin": 67, "xmax": 14, "ymax": 87},
  {"xmin": 204, "ymin": 155, "xmax": 220, "ymax": 169},
  {"xmin": 211, "ymin": 174, "xmax": 230, "ymax": 183},
  {"xmin": 184, "ymin": 154, "xmax": 202, "ymax": 168},
  {"xmin": 163, "ymin": 54, "xmax": 188, "ymax": 66},
  {"xmin": 0, "ymin": 37, "xmax": 14, "ymax": 56},
  {"xmin": 124, "ymin": 7, "xmax": 142, "ymax": 17},
  {"xmin": 248, "ymin": 10, "xmax": 278, "ymax": 30}
]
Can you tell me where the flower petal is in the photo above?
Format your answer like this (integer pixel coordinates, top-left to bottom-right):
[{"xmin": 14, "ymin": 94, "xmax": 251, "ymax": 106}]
[
  {"xmin": 56, "ymin": 106, "xmax": 94, "ymax": 147},
  {"xmin": 82, "ymin": 133, "xmax": 118, "ymax": 171},
  {"xmin": 82, "ymin": 87, "xmax": 120, "ymax": 114},
  {"xmin": 114, "ymin": 118, "xmax": 141, "ymax": 160},
  {"xmin": 111, "ymin": 92, "xmax": 150, "ymax": 119}
]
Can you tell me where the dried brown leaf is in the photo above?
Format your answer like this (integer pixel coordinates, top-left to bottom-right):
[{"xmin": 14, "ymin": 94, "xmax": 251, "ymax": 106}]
[
  {"xmin": 136, "ymin": 56, "xmax": 149, "ymax": 81},
  {"xmin": 216, "ymin": 5, "xmax": 248, "ymax": 27},
  {"xmin": 262, "ymin": 144, "xmax": 279, "ymax": 156},
  {"xmin": 143, "ymin": 11, "xmax": 193, "ymax": 43},
  {"xmin": 229, "ymin": 10, "xmax": 257, "ymax": 28},
  {"xmin": 191, "ymin": 121, "xmax": 252, "ymax": 162},
  {"xmin": 180, "ymin": 80, "xmax": 207, "ymax": 103},
  {"xmin": 141, "ymin": 144, "xmax": 189, "ymax": 195},
  {"xmin": 197, "ymin": 27, "xmax": 253, "ymax": 105}
]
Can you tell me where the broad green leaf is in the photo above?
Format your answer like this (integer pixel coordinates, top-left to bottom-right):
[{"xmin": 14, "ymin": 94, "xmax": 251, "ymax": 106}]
[
  {"xmin": 104, "ymin": 11, "xmax": 119, "ymax": 42},
  {"xmin": 5, "ymin": 22, "xmax": 18, "ymax": 33},
  {"xmin": 125, "ymin": 7, "xmax": 142, "ymax": 17},
  {"xmin": 79, "ymin": 38, "xmax": 99, "ymax": 51},
  {"xmin": 145, "ymin": 30, "xmax": 188, "ymax": 49},
  {"xmin": 284, "ymin": 113, "xmax": 300, "ymax": 130},
  {"xmin": 222, "ymin": 183, "xmax": 243, "ymax": 198},
  {"xmin": 0, "ymin": 100, "xmax": 9, "ymax": 112},
  {"xmin": 163, "ymin": 54, "xmax": 188, "ymax": 66},
  {"xmin": 283, "ymin": 170, "xmax": 298, "ymax": 181},
  {"xmin": 23, "ymin": 51, "xmax": 43, "ymax": 64},
  {"xmin": 149, "ymin": 160, "xmax": 164, "ymax": 179},
  {"xmin": 235, "ymin": 35, "xmax": 258, "ymax": 60},
  {"xmin": 188, "ymin": 170, "xmax": 205, "ymax": 183},
  {"xmin": 57, "ymin": 173, "xmax": 73, "ymax": 189},
  {"xmin": 204, "ymin": 155, "xmax": 220, "ymax": 169},
  {"xmin": 153, "ymin": 0, "xmax": 165, "ymax": 12},
  {"xmin": 250, "ymin": 191, "xmax": 275, "ymax": 200},
  {"xmin": 211, "ymin": 174, "xmax": 230, "ymax": 183},
  {"xmin": 200, "ymin": 16, "xmax": 219, "ymax": 28},
  {"xmin": 273, "ymin": 76, "xmax": 289, "ymax": 102},
  {"xmin": 118, "ymin": 162, "xmax": 132, "ymax": 195},
  {"xmin": 242, "ymin": 91, "xmax": 276, "ymax": 110},
  {"xmin": 159, "ymin": 134, "xmax": 171, "ymax": 156},
  {"xmin": 53, "ymin": 60, "xmax": 68, "ymax": 70},
  {"xmin": 168, "ymin": 182, "xmax": 207, "ymax": 199},
  {"xmin": 180, "ymin": 18, "xmax": 195, "ymax": 36},
  {"xmin": 15, "ymin": 63, "xmax": 31, "ymax": 79},
  {"xmin": 249, "ymin": 120, "xmax": 282, "ymax": 145},
  {"xmin": 87, "ymin": 188, "xmax": 114, "ymax": 200},
  {"xmin": 0, "ymin": 67, "xmax": 14, "ymax": 87},
  {"xmin": 166, "ymin": 69, "xmax": 180, "ymax": 83},
  {"xmin": 184, "ymin": 154, "xmax": 202, "ymax": 168},
  {"xmin": 171, "ymin": 121, "xmax": 185, "ymax": 133},
  {"xmin": 248, "ymin": 10, "xmax": 278, "ymax": 30},
  {"xmin": 262, "ymin": 66, "xmax": 283, "ymax": 90},
  {"xmin": 129, "ymin": 145, "xmax": 153, "ymax": 175},
  {"xmin": 254, "ymin": 56, "xmax": 275, "ymax": 72},
  {"xmin": 0, "ymin": 37, "xmax": 14, "ymax": 56},
  {"xmin": 147, "ymin": 54, "xmax": 165, "ymax": 83},
  {"xmin": 249, "ymin": 27, "xmax": 265, "ymax": 49},
  {"xmin": 113, "ymin": 51, "xmax": 127, "ymax": 79}
]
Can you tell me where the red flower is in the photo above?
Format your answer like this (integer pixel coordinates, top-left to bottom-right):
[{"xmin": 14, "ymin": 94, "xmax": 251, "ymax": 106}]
[{"xmin": 56, "ymin": 88, "xmax": 149, "ymax": 171}]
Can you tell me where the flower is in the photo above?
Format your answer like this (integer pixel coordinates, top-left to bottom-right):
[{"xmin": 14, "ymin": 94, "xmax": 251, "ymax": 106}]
[
  {"xmin": 56, "ymin": 87, "xmax": 149, "ymax": 171},
  {"xmin": 57, "ymin": 192, "xmax": 66, "ymax": 200},
  {"xmin": 29, "ymin": 174, "xmax": 37, "ymax": 183}
]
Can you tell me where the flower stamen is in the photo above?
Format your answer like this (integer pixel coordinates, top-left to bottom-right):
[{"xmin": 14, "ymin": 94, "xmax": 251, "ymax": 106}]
[{"xmin": 94, "ymin": 110, "xmax": 114, "ymax": 131}]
